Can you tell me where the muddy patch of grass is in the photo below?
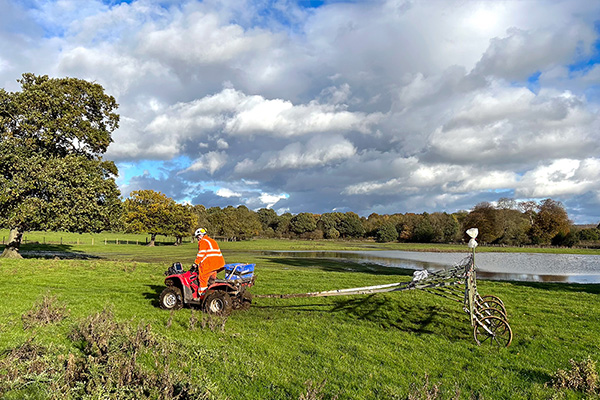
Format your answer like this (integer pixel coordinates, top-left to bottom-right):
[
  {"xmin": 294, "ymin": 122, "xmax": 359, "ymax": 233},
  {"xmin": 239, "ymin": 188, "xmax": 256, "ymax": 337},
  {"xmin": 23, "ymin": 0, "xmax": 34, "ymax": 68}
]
[
  {"xmin": 299, "ymin": 379, "xmax": 337, "ymax": 400},
  {"xmin": 406, "ymin": 374, "xmax": 462, "ymax": 400},
  {"xmin": 200, "ymin": 313, "xmax": 228, "ymax": 332},
  {"xmin": 188, "ymin": 308, "xmax": 199, "ymax": 330},
  {"xmin": 0, "ymin": 338, "xmax": 64, "ymax": 398}
]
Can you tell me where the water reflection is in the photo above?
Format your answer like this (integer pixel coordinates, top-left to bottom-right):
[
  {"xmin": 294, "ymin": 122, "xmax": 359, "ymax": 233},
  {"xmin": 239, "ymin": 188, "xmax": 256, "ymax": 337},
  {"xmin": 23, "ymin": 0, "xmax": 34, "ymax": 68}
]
[{"xmin": 262, "ymin": 250, "xmax": 600, "ymax": 284}]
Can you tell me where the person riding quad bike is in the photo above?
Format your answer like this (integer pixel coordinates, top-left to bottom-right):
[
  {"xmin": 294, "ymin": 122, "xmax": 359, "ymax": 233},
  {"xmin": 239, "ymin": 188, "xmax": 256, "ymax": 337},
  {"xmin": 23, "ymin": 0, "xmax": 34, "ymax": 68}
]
[
  {"xmin": 193, "ymin": 228, "xmax": 225, "ymax": 291},
  {"xmin": 158, "ymin": 228, "xmax": 255, "ymax": 315}
]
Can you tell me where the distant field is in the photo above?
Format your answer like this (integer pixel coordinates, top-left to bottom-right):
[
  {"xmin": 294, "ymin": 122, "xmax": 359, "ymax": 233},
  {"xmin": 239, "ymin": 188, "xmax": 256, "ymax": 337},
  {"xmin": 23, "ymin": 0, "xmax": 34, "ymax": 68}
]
[
  {"xmin": 2, "ymin": 230, "xmax": 600, "ymax": 255},
  {"xmin": 0, "ymin": 238, "xmax": 599, "ymax": 398},
  {"xmin": 0, "ymin": 229, "xmax": 186, "ymax": 246}
]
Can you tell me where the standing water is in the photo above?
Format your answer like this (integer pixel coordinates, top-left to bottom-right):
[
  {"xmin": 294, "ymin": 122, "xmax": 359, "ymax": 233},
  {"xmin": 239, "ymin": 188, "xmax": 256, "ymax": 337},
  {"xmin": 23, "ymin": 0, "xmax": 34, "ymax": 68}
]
[{"xmin": 263, "ymin": 250, "xmax": 600, "ymax": 283}]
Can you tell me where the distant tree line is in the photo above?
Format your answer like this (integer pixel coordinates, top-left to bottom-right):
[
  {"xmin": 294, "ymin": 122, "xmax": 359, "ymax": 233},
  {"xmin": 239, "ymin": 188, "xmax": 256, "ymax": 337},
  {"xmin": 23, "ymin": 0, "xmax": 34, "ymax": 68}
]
[{"xmin": 121, "ymin": 191, "xmax": 599, "ymax": 248}]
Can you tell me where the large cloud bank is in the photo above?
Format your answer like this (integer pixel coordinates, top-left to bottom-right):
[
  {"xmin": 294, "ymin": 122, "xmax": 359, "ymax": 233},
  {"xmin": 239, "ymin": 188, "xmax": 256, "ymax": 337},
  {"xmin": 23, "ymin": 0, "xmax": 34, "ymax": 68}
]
[{"xmin": 2, "ymin": 0, "xmax": 600, "ymax": 223}]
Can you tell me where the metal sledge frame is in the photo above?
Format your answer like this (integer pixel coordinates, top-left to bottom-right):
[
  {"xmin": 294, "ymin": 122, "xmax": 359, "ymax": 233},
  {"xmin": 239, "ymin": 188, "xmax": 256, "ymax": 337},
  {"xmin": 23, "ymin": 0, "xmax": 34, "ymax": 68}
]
[{"xmin": 257, "ymin": 250, "xmax": 513, "ymax": 347}]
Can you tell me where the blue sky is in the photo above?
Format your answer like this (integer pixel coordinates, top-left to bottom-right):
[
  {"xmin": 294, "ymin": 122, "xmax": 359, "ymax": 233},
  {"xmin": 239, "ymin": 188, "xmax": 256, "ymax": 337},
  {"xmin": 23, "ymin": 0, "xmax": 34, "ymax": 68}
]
[{"xmin": 2, "ymin": 0, "xmax": 600, "ymax": 223}]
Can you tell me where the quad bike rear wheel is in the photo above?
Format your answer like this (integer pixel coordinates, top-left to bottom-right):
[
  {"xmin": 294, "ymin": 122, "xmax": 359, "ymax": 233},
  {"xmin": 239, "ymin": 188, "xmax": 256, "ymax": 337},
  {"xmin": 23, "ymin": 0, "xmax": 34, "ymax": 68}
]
[
  {"xmin": 160, "ymin": 287, "xmax": 183, "ymax": 310},
  {"xmin": 204, "ymin": 291, "xmax": 233, "ymax": 316},
  {"xmin": 234, "ymin": 291, "xmax": 253, "ymax": 311}
]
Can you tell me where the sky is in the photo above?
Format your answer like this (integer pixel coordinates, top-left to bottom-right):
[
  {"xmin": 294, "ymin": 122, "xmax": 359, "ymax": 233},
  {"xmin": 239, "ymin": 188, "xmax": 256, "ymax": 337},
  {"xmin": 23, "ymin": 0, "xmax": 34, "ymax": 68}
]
[{"xmin": 2, "ymin": 0, "xmax": 600, "ymax": 224}]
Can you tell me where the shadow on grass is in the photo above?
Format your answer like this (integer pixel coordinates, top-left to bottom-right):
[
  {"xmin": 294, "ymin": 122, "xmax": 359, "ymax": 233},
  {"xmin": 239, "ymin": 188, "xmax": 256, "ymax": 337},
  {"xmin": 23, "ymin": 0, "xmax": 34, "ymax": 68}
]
[
  {"xmin": 251, "ymin": 256, "xmax": 469, "ymax": 340},
  {"xmin": 329, "ymin": 294, "xmax": 451, "ymax": 335},
  {"xmin": 507, "ymin": 281, "xmax": 600, "ymax": 296},
  {"xmin": 261, "ymin": 257, "xmax": 415, "ymax": 276},
  {"xmin": 513, "ymin": 367, "xmax": 552, "ymax": 386},
  {"xmin": 11, "ymin": 243, "xmax": 101, "ymax": 260},
  {"xmin": 144, "ymin": 285, "xmax": 164, "ymax": 308},
  {"xmin": 255, "ymin": 292, "xmax": 468, "ymax": 341}
]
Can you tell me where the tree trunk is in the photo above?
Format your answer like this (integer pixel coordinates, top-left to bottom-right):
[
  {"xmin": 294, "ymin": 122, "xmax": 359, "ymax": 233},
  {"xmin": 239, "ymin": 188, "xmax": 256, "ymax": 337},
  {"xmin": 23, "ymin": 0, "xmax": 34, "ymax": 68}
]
[
  {"xmin": 1, "ymin": 227, "xmax": 24, "ymax": 258},
  {"xmin": 147, "ymin": 233, "xmax": 156, "ymax": 247}
]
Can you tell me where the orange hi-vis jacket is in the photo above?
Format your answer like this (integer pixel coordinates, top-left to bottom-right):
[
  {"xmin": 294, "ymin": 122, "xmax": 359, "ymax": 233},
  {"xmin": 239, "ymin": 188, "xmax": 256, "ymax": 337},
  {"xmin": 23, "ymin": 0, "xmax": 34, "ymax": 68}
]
[{"xmin": 195, "ymin": 236, "xmax": 225, "ymax": 290}]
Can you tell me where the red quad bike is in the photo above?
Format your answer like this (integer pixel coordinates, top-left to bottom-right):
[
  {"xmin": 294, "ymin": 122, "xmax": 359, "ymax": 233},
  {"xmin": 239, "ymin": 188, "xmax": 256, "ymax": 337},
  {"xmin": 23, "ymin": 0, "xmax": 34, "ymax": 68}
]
[{"xmin": 159, "ymin": 262, "xmax": 255, "ymax": 316}]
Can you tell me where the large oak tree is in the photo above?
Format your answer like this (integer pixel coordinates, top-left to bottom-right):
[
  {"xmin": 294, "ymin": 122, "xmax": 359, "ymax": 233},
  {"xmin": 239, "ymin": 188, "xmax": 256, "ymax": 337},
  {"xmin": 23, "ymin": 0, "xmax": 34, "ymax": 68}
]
[
  {"xmin": 0, "ymin": 74, "xmax": 121, "ymax": 258},
  {"xmin": 124, "ymin": 190, "xmax": 179, "ymax": 246},
  {"xmin": 529, "ymin": 199, "xmax": 571, "ymax": 245}
]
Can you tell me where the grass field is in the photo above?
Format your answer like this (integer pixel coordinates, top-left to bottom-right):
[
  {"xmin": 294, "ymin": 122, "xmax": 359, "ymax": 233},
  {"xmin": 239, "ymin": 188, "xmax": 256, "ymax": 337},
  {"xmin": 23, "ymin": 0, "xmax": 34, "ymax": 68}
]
[
  {"xmin": 3, "ymin": 229, "xmax": 600, "ymax": 255},
  {"xmin": 1, "ymin": 236, "xmax": 600, "ymax": 399}
]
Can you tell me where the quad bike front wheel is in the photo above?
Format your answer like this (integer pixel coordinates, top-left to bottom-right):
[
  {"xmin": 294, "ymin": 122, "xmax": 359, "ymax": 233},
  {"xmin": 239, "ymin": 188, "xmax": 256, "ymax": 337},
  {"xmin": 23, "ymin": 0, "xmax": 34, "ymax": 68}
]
[
  {"xmin": 204, "ymin": 291, "xmax": 233, "ymax": 316},
  {"xmin": 159, "ymin": 287, "xmax": 183, "ymax": 310}
]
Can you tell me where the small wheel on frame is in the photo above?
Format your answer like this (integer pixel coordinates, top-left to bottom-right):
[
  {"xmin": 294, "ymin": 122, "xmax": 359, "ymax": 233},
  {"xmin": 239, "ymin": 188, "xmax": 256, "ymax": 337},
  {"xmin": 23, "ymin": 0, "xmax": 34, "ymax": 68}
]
[
  {"xmin": 477, "ymin": 306, "xmax": 507, "ymax": 321},
  {"xmin": 476, "ymin": 296, "xmax": 508, "ymax": 319},
  {"xmin": 474, "ymin": 316, "xmax": 512, "ymax": 347},
  {"xmin": 479, "ymin": 294, "xmax": 504, "ymax": 307}
]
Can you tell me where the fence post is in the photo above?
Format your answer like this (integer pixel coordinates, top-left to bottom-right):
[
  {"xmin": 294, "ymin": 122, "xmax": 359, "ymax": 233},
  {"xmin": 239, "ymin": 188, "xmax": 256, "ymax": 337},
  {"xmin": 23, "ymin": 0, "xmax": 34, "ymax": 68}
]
[
  {"xmin": 92, "ymin": 238, "xmax": 94, "ymax": 246},
  {"xmin": 117, "ymin": 239, "xmax": 119, "ymax": 245},
  {"xmin": 105, "ymin": 238, "xmax": 107, "ymax": 245}
]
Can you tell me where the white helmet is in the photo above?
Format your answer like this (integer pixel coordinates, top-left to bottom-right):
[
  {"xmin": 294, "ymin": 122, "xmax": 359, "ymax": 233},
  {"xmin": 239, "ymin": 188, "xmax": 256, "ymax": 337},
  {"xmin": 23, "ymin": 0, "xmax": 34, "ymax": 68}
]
[{"xmin": 194, "ymin": 228, "xmax": 207, "ymax": 238}]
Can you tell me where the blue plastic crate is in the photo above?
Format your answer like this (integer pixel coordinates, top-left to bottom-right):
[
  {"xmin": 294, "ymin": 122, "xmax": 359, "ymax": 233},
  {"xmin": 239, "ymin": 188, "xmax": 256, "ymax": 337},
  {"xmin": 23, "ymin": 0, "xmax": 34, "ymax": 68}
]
[{"xmin": 224, "ymin": 263, "xmax": 255, "ymax": 280}]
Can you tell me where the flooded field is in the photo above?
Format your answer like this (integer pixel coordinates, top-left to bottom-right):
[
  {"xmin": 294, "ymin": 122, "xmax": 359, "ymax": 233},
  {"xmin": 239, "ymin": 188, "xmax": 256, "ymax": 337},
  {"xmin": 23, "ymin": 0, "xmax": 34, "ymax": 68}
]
[{"xmin": 264, "ymin": 250, "xmax": 600, "ymax": 283}]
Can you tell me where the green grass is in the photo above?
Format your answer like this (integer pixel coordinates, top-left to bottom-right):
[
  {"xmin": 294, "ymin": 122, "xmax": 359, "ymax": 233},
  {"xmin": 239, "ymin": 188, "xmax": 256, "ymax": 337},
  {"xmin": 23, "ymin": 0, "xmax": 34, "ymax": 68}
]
[{"xmin": 1, "ymin": 241, "xmax": 600, "ymax": 398}]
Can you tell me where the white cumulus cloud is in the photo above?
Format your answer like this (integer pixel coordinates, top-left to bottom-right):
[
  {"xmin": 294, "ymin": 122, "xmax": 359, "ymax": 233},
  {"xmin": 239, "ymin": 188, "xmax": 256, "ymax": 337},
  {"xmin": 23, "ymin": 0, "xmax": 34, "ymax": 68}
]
[
  {"xmin": 216, "ymin": 188, "xmax": 241, "ymax": 198},
  {"xmin": 183, "ymin": 151, "xmax": 228, "ymax": 175},
  {"xmin": 517, "ymin": 158, "xmax": 600, "ymax": 198},
  {"xmin": 235, "ymin": 135, "xmax": 356, "ymax": 174}
]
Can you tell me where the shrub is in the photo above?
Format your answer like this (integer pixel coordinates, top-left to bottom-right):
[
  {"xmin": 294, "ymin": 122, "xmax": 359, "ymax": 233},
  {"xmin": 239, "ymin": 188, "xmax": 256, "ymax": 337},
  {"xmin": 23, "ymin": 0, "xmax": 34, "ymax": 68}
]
[
  {"xmin": 578, "ymin": 228, "xmax": 600, "ymax": 241},
  {"xmin": 300, "ymin": 229, "xmax": 324, "ymax": 240},
  {"xmin": 549, "ymin": 357, "xmax": 599, "ymax": 394},
  {"xmin": 1, "ymin": 308, "xmax": 208, "ymax": 399},
  {"xmin": 551, "ymin": 231, "xmax": 579, "ymax": 247},
  {"xmin": 324, "ymin": 228, "xmax": 340, "ymax": 239},
  {"xmin": 21, "ymin": 293, "xmax": 69, "ymax": 330}
]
